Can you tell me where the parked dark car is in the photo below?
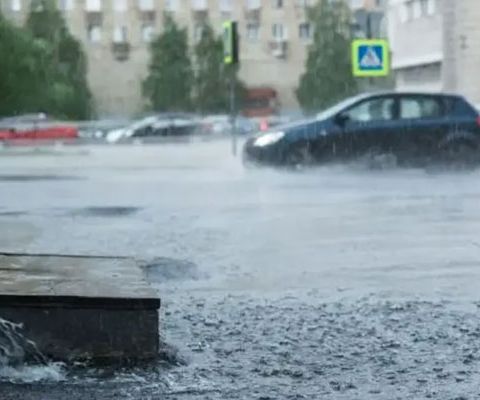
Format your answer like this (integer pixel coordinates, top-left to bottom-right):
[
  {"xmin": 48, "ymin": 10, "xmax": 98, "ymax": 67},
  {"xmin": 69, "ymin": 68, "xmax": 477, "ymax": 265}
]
[
  {"xmin": 243, "ymin": 92, "xmax": 480, "ymax": 167},
  {"xmin": 106, "ymin": 113, "xmax": 201, "ymax": 143}
]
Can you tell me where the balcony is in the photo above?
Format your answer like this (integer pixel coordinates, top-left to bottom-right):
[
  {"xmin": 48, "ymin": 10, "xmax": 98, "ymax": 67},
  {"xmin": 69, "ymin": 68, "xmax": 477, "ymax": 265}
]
[
  {"xmin": 269, "ymin": 39, "xmax": 288, "ymax": 59},
  {"xmin": 245, "ymin": 0, "xmax": 261, "ymax": 21},
  {"xmin": 137, "ymin": 0, "xmax": 156, "ymax": 21},
  {"xmin": 191, "ymin": 0, "xmax": 208, "ymax": 20},
  {"xmin": 112, "ymin": 27, "xmax": 130, "ymax": 61},
  {"xmin": 112, "ymin": 42, "xmax": 131, "ymax": 61},
  {"xmin": 85, "ymin": 0, "xmax": 102, "ymax": 26}
]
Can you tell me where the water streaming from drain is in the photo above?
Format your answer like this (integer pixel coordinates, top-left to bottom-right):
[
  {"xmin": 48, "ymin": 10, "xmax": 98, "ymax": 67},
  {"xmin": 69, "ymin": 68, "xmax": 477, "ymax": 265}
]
[{"xmin": 0, "ymin": 318, "xmax": 65, "ymax": 383}]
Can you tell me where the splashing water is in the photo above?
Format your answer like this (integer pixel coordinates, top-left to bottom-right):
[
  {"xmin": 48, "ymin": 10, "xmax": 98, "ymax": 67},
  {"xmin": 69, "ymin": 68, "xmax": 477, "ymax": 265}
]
[{"xmin": 0, "ymin": 318, "xmax": 65, "ymax": 383}]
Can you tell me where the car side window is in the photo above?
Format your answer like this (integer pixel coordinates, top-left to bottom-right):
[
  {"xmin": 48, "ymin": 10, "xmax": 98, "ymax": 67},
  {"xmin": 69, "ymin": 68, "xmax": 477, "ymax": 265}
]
[
  {"xmin": 343, "ymin": 98, "xmax": 395, "ymax": 123},
  {"xmin": 400, "ymin": 97, "xmax": 443, "ymax": 119}
]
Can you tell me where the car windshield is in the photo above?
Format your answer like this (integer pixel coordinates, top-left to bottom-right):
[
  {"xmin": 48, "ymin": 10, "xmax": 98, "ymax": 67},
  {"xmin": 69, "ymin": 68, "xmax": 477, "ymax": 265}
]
[{"xmin": 2, "ymin": 1, "xmax": 480, "ymax": 399}]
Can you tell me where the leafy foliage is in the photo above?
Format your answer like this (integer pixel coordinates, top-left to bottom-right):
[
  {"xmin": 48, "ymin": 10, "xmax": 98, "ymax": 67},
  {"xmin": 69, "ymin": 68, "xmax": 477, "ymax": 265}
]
[
  {"xmin": 143, "ymin": 14, "xmax": 194, "ymax": 111},
  {"xmin": 26, "ymin": 0, "xmax": 93, "ymax": 119},
  {"xmin": 192, "ymin": 22, "xmax": 244, "ymax": 114},
  {"xmin": 296, "ymin": 0, "xmax": 358, "ymax": 113},
  {"xmin": 0, "ymin": 0, "xmax": 93, "ymax": 119},
  {"xmin": 0, "ymin": 13, "xmax": 50, "ymax": 116}
]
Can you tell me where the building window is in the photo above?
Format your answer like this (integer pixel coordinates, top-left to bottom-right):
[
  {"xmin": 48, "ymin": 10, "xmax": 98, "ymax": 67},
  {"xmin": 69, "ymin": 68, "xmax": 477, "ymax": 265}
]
[
  {"xmin": 193, "ymin": 24, "xmax": 204, "ymax": 42},
  {"xmin": 296, "ymin": 0, "xmax": 311, "ymax": 7},
  {"xmin": 273, "ymin": 0, "xmax": 283, "ymax": 8},
  {"xmin": 272, "ymin": 23, "xmax": 286, "ymax": 40},
  {"xmin": 10, "ymin": 0, "xmax": 21, "ymax": 11},
  {"xmin": 113, "ymin": 0, "xmax": 128, "ymax": 12},
  {"xmin": 412, "ymin": 0, "xmax": 421, "ymax": 19},
  {"xmin": 113, "ymin": 26, "xmax": 128, "ymax": 43},
  {"xmin": 165, "ymin": 0, "xmax": 178, "ymax": 12},
  {"xmin": 58, "ymin": 0, "xmax": 74, "ymax": 10},
  {"xmin": 246, "ymin": 23, "xmax": 259, "ymax": 41},
  {"xmin": 219, "ymin": 0, "xmax": 232, "ymax": 12},
  {"xmin": 192, "ymin": 0, "xmax": 207, "ymax": 10},
  {"xmin": 88, "ymin": 25, "xmax": 102, "ymax": 43},
  {"xmin": 246, "ymin": 0, "xmax": 261, "ymax": 10},
  {"xmin": 142, "ymin": 24, "xmax": 155, "ymax": 42},
  {"xmin": 299, "ymin": 22, "xmax": 311, "ymax": 40},
  {"xmin": 86, "ymin": 0, "xmax": 101, "ymax": 12},
  {"xmin": 427, "ymin": 0, "xmax": 436, "ymax": 15},
  {"xmin": 399, "ymin": 3, "xmax": 408, "ymax": 22},
  {"xmin": 139, "ymin": 0, "xmax": 154, "ymax": 11}
]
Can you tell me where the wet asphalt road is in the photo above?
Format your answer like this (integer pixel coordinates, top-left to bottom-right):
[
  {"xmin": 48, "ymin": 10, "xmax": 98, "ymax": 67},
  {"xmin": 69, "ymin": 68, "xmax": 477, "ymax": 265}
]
[{"xmin": 1, "ymin": 139, "xmax": 480, "ymax": 399}]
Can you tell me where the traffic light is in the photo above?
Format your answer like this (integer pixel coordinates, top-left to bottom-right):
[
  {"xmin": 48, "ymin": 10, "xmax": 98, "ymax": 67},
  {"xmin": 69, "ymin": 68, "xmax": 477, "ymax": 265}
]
[{"xmin": 223, "ymin": 21, "xmax": 239, "ymax": 65}]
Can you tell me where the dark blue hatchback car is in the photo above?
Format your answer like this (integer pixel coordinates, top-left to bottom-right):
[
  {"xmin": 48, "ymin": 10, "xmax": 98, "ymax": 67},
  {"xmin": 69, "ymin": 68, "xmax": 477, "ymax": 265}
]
[{"xmin": 243, "ymin": 92, "xmax": 480, "ymax": 167}]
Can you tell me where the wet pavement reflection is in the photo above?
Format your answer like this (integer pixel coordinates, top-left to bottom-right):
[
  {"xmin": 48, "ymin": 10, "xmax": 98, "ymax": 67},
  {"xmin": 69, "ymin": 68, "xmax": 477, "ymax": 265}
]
[{"xmin": 1, "ymin": 140, "xmax": 480, "ymax": 399}]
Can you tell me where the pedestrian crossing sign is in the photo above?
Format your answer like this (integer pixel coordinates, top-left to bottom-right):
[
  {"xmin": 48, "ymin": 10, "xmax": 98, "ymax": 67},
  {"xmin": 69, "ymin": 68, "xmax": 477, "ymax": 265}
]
[{"xmin": 352, "ymin": 39, "xmax": 389, "ymax": 77}]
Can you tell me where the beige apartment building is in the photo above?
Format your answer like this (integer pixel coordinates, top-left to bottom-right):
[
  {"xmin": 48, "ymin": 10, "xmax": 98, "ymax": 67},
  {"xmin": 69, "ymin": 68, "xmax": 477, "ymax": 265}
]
[
  {"xmin": 388, "ymin": 0, "xmax": 480, "ymax": 107},
  {"xmin": 2, "ymin": 0, "xmax": 381, "ymax": 116}
]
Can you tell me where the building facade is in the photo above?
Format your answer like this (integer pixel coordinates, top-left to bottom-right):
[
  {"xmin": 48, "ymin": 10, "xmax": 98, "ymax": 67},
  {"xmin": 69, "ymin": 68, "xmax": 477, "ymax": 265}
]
[
  {"xmin": 388, "ymin": 0, "xmax": 480, "ymax": 107},
  {"xmin": 387, "ymin": 0, "xmax": 443, "ymax": 92},
  {"xmin": 2, "ymin": 0, "xmax": 381, "ymax": 116}
]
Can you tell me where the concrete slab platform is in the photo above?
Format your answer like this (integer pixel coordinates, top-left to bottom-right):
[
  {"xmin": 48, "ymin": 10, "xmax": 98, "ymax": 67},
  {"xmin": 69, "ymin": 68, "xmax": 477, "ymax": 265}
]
[{"xmin": 0, "ymin": 253, "xmax": 160, "ymax": 362}]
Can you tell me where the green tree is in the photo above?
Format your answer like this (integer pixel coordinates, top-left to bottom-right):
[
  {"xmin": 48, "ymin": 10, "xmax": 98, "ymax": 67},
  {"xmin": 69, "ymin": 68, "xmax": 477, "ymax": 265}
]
[
  {"xmin": 192, "ymin": 21, "xmax": 244, "ymax": 114},
  {"xmin": 0, "ymin": 12, "xmax": 51, "ymax": 116},
  {"xmin": 143, "ymin": 14, "xmax": 194, "ymax": 111},
  {"xmin": 296, "ymin": 0, "xmax": 357, "ymax": 113},
  {"xmin": 26, "ymin": 0, "xmax": 93, "ymax": 119}
]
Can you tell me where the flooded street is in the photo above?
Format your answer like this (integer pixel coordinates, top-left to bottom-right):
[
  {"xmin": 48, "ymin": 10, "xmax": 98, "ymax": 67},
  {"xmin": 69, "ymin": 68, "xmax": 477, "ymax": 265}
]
[{"xmin": 1, "ymin": 139, "xmax": 480, "ymax": 399}]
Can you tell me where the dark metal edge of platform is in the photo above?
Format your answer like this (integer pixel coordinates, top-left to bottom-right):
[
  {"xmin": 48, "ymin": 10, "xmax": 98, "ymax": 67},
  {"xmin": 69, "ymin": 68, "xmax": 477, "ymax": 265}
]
[{"xmin": 0, "ymin": 295, "xmax": 160, "ymax": 310}]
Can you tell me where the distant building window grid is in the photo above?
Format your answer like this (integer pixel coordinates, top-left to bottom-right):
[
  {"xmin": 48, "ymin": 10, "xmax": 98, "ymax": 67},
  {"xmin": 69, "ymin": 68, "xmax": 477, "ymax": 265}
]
[
  {"xmin": 246, "ymin": 23, "xmax": 260, "ymax": 41},
  {"xmin": 9, "ymin": 1, "xmax": 325, "ymax": 46}
]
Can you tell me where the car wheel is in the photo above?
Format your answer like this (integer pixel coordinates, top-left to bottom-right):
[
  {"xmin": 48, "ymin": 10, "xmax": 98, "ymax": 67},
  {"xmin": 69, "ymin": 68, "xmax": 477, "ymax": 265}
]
[
  {"xmin": 441, "ymin": 139, "xmax": 479, "ymax": 169},
  {"xmin": 363, "ymin": 147, "xmax": 397, "ymax": 170},
  {"xmin": 284, "ymin": 142, "xmax": 313, "ymax": 168}
]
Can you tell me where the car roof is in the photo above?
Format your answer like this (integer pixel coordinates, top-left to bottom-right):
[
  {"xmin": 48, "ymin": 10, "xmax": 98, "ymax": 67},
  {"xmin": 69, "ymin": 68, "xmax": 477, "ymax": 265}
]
[{"xmin": 361, "ymin": 91, "xmax": 464, "ymax": 99}]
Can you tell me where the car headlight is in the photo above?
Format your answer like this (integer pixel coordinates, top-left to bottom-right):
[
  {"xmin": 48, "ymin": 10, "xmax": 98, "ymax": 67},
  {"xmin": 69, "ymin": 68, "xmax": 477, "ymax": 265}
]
[{"xmin": 253, "ymin": 131, "xmax": 285, "ymax": 147}]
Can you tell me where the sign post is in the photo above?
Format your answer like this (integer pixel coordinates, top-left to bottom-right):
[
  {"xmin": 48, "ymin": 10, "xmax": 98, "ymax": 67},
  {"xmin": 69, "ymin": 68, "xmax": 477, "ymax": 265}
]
[
  {"xmin": 223, "ymin": 21, "xmax": 239, "ymax": 155},
  {"xmin": 352, "ymin": 39, "xmax": 389, "ymax": 78}
]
